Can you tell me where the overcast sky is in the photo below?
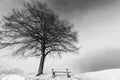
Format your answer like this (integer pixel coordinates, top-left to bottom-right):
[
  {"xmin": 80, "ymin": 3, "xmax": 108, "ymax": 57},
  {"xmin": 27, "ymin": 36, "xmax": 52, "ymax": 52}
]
[{"xmin": 0, "ymin": 0, "xmax": 120, "ymax": 74}]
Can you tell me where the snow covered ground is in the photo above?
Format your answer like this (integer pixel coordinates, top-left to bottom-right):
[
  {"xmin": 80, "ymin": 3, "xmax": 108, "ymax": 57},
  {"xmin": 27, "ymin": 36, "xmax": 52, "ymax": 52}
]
[
  {"xmin": 74, "ymin": 69, "xmax": 120, "ymax": 80},
  {"xmin": 1, "ymin": 69, "xmax": 120, "ymax": 80},
  {"xmin": 1, "ymin": 74, "xmax": 25, "ymax": 80}
]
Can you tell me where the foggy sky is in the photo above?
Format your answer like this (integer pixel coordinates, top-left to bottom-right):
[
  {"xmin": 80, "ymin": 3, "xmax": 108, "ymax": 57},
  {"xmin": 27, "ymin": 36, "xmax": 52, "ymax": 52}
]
[
  {"xmin": 47, "ymin": 0, "xmax": 115, "ymax": 19},
  {"xmin": 89, "ymin": 48, "xmax": 120, "ymax": 71},
  {"xmin": 47, "ymin": 0, "xmax": 120, "ymax": 73},
  {"xmin": 0, "ymin": 0, "xmax": 120, "ymax": 74},
  {"xmin": 48, "ymin": 0, "xmax": 114, "ymax": 10}
]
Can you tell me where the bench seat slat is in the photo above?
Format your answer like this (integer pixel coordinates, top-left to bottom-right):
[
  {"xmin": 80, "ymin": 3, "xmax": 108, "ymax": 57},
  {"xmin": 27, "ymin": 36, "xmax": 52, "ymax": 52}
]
[{"xmin": 54, "ymin": 71, "xmax": 71, "ymax": 73}]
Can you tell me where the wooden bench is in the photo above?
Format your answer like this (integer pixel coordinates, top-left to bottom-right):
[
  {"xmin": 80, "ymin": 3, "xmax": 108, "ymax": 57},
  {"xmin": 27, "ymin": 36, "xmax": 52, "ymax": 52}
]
[{"xmin": 52, "ymin": 68, "xmax": 71, "ymax": 78}]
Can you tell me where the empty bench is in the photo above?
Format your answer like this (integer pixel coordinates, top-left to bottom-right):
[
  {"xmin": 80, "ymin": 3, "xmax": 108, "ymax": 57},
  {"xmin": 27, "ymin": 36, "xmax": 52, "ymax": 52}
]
[{"xmin": 52, "ymin": 69, "xmax": 71, "ymax": 78}]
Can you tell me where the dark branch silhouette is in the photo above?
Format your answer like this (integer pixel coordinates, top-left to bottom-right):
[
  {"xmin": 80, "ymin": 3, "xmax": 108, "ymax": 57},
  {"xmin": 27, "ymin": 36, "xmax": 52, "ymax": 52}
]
[{"xmin": 0, "ymin": 1, "xmax": 79, "ymax": 76}]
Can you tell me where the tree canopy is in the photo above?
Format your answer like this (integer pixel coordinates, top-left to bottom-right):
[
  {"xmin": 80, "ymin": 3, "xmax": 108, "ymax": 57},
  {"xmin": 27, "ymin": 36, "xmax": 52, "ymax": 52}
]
[{"xmin": 0, "ymin": 1, "xmax": 79, "ymax": 75}]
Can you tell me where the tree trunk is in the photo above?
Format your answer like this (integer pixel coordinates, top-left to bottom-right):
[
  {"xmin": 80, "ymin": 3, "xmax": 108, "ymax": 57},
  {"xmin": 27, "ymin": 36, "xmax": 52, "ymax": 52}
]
[
  {"xmin": 36, "ymin": 42, "xmax": 46, "ymax": 76},
  {"xmin": 36, "ymin": 40, "xmax": 46, "ymax": 76},
  {"xmin": 36, "ymin": 54, "xmax": 45, "ymax": 76}
]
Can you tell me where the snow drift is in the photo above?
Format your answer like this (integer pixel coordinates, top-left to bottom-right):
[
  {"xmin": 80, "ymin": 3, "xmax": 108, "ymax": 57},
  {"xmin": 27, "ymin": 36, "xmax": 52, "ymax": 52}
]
[
  {"xmin": 1, "ymin": 69, "xmax": 120, "ymax": 80},
  {"xmin": 74, "ymin": 69, "xmax": 120, "ymax": 80},
  {"xmin": 1, "ymin": 74, "xmax": 25, "ymax": 80}
]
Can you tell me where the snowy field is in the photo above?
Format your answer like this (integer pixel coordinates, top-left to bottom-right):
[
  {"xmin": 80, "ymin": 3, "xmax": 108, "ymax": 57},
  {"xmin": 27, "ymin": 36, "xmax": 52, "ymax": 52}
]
[{"xmin": 1, "ymin": 69, "xmax": 120, "ymax": 80}]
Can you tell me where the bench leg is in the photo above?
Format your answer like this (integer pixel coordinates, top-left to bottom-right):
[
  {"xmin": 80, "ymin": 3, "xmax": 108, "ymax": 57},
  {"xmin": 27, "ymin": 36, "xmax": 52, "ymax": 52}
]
[
  {"xmin": 52, "ymin": 69, "xmax": 55, "ymax": 78},
  {"xmin": 66, "ymin": 69, "xmax": 70, "ymax": 78},
  {"xmin": 52, "ymin": 72, "xmax": 55, "ymax": 78},
  {"xmin": 67, "ymin": 72, "xmax": 70, "ymax": 78}
]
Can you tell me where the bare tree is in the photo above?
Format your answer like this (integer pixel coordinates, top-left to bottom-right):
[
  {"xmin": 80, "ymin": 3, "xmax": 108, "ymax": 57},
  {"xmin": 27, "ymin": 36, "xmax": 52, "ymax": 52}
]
[{"xmin": 0, "ymin": 1, "xmax": 78, "ymax": 76}]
